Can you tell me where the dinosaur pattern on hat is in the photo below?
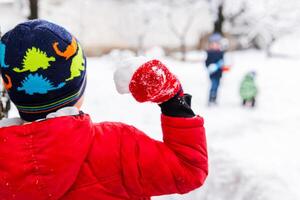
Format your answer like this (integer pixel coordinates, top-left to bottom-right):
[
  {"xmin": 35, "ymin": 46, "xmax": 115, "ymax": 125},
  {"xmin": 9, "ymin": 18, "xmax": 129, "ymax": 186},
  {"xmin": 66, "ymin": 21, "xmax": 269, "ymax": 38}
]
[
  {"xmin": 66, "ymin": 44, "xmax": 85, "ymax": 81},
  {"xmin": 0, "ymin": 42, "xmax": 9, "ymax": 68},
  {"xmin": 53, "ymin": 37, "xmax": 78, "ymax": 60},
  {"xmin": 13, "ymin": 47, "xmax": 56, "ymax": 73},
  {"xmin": 0, "ymin": 20, "xmax": 88, "ymax": 121},
  {"xmin": 3, "ymin": 74, "xmax": 12, "ymax": 91},
  {"xmin": 17, "ymin": 73, "xmax": 65, "ymax": 95}
]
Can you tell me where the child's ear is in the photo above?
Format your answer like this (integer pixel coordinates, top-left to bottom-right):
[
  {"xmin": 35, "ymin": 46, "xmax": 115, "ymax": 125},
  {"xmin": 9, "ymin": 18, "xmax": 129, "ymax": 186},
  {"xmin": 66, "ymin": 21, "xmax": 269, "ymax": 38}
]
[{"xmin": 75, "ymin": 96, "xmax": 84, "ymax": 109}]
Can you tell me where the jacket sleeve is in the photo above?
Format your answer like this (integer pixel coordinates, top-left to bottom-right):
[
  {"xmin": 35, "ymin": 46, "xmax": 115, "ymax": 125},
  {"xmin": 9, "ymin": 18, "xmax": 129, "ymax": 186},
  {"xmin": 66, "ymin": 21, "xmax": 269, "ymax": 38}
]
[{"xmin": 120, "ymin": 114, "xmax": 208, "ymax": 197}]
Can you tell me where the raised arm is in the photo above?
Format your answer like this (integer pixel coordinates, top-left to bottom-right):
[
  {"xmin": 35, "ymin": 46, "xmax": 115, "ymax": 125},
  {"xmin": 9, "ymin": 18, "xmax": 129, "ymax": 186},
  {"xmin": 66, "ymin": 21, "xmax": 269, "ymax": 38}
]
[
  {"xmin": 120, "ymin": 113, "xmax": 208, "ymax": 197},
  {"xmin": 113, "ymin": 58, "xmax": 208, "ymax": 198}
]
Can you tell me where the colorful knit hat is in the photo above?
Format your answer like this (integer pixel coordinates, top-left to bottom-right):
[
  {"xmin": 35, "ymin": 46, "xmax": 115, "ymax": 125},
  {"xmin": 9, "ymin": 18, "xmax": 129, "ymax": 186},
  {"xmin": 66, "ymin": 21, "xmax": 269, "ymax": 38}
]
[{"xmin": 0, "ymin": 20, "xmax": 87, "ymax": 122}]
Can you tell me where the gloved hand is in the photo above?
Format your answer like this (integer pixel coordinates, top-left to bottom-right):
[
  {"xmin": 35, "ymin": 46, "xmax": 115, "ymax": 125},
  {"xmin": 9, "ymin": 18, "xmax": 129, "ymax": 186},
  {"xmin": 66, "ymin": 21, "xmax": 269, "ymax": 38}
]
[
  {"xmin": 159, "ymin": 89, "xmax": 195, "ymax": 118},
  {"xmin": 114, "ymin": 57, "xmax": 196, "ymax": 117},
  {"xmin": 208, "ymin": 59, "xmax": 227, "ymax": 74},
  {"xmin": 208, "ymin": 63, "xmax": 219, "ymax": 74},
  {"xmin": 114, "ymin": 57, "xmax": 181, "ymax": 104},
  {"xmin": 217, "ymin": 59, "xmax": 224, "ymax": 68}
]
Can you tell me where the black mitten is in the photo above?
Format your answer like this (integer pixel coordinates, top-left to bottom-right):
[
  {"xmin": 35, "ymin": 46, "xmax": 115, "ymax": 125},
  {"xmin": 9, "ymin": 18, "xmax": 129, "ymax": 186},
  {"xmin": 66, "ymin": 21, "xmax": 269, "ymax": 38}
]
[{"xmin": 159, "ymin": 91, "xmax": 195, "ymax": 118}]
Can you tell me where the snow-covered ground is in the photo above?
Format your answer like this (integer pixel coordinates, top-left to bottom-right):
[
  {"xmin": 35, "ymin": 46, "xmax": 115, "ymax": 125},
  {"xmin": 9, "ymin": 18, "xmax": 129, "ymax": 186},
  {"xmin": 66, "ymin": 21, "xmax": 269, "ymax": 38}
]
[{"xmin": 8, "ymin": 49, "xmax": 300, "ymax": 200}]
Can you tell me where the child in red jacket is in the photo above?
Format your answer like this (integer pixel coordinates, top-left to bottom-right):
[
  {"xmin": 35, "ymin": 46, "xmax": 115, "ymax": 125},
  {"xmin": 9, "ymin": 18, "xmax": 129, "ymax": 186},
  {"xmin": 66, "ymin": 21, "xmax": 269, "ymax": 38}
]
[{"xmin": 0, "ymin": 20, "xmax": 208, "ymax": 200}]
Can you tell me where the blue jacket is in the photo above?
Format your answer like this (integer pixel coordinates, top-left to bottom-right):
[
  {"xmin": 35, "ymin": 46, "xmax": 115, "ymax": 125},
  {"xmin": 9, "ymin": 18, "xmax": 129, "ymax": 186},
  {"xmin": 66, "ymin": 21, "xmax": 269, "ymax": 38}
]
[{"xmin": 205, "ymin": 50, "xmax": 224, "ymax": 79}]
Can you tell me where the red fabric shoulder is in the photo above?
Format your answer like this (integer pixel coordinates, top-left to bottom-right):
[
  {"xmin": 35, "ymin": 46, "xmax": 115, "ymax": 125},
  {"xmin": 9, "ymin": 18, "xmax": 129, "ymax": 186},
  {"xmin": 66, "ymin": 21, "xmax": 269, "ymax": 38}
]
[{"xmin": 88, "ymin": 116, "xmax": 208, "ymax": 198}]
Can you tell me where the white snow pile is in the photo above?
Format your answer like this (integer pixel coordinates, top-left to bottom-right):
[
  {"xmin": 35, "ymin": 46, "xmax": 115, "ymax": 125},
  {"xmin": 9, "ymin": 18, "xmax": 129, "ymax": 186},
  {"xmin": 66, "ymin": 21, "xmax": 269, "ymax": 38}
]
[{"xmin": 113, "ymin": 56, "xmax": 148, "ymax": 94}]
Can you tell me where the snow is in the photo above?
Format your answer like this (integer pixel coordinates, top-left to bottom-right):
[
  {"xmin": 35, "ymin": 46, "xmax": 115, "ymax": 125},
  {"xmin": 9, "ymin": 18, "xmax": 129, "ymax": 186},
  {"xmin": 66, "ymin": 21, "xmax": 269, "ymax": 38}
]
[
  {"xmin": 0, "ymin": 1, "xmax": 24, "ymax": 33},
  {"xmin": 1, "ymin": 0, "xmax": 300, "ymax": 198},
  {"xmin": 7, "ymin": 48, "xmax": 300, "ymax": 199},
  {"xmin": 155, "ymin": 50, "xmax": 300, "ymax": 200},
  {"xmin": 6, "ymin": 47, "xmax": 300, "ymax": 199},
  {"xmin": 271, "ymin": 34, "xmax": 300, "ymax": 58},
  {"xmin": 113, "ymin": 56, "xmax": 149, "ymax": 94},
  {"xmin": 92, "ymin": 50, "xmax": 300, "ymax": 199}
]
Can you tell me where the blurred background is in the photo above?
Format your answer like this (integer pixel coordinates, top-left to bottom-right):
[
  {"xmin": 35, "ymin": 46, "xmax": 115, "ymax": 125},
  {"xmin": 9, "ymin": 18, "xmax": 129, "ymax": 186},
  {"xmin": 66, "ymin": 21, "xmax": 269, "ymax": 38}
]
[{"xmin": 1, "ymin": 0, "xmax": 300, "ymax": 199}]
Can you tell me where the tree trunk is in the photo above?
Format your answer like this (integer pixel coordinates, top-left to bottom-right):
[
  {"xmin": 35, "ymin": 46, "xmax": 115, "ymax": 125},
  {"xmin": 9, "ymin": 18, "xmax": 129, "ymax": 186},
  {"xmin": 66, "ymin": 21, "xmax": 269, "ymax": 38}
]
[
  {"xmin": 137, "ymin": 34, "xmax": 145, "ymax": 56},
  {"xmin": 266, "ymin": 38, "xmax": 276, "ymax": 57},
  {"xmin": 180, "ymin": 37, "xmax": 186, "ymax": 61},
  {"xmin": 28, "ymin": 0, "xmax": 38, "ymax": 20},
  {"xmin": 214, "ymin": 4, "xmax": 224, "ymax": 34}
]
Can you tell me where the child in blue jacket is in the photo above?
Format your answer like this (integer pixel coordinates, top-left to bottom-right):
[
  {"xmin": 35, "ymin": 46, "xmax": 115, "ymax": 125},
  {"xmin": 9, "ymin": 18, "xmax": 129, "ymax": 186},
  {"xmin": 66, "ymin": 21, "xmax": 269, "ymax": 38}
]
[{"xmin": 205, "ymin": 33, "xmax": 225, "ymax": 105}]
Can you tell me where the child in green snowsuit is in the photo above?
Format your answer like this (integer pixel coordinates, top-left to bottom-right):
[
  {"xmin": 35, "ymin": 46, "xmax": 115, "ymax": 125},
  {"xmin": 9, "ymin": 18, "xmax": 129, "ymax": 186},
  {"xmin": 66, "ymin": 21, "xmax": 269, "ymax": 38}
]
[{"xmin": 240, "ymin": 71, "xmax": 257, "ymax": 107}]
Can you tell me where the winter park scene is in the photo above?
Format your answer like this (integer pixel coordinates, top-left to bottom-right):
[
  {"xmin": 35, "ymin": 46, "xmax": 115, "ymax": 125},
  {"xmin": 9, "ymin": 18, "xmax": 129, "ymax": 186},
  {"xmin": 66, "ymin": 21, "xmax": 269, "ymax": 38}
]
[{"xmin": 0, "ymin": 0, "xmax": 300, "ymax": 199}]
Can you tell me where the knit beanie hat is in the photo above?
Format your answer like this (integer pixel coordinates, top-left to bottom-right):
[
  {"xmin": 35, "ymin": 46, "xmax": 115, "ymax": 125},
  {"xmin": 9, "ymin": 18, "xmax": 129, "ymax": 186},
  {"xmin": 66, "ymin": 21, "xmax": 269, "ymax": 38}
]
[
  {"xmin": 0, "ymin": 20, "xmax": 87, "ymax": 122},
  {"xmin": 208, "ymin": 33, "xmax": 222, "ymax": 43}
]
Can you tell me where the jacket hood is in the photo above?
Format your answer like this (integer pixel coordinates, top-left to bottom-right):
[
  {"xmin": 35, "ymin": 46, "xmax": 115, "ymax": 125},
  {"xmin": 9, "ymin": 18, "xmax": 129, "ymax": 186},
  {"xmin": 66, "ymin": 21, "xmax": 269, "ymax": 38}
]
[
  {"xmin": 245, "ymin": 74, "xmax": 254, "ymax": 81},
  {"xmin": 0, "ymin": 114, "xmax": 94, "ymax": 200}
]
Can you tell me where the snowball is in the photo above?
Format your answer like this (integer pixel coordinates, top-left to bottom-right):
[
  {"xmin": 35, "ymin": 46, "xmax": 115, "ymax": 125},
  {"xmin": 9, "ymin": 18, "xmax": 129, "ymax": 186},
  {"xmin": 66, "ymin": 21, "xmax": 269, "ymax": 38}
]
[{"xmin": 113, "ymin": 56, "xmax": 149, "ymax": 94}]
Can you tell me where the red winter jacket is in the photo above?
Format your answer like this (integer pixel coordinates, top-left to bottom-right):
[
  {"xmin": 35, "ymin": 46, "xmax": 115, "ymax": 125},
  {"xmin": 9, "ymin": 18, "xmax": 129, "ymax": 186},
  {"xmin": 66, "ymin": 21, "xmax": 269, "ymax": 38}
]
[{"xmin": 0, "ymin": 113, "xmax": 208, "ymax": 200}]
